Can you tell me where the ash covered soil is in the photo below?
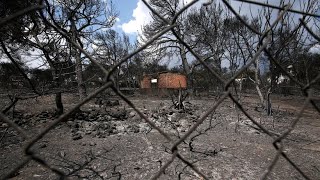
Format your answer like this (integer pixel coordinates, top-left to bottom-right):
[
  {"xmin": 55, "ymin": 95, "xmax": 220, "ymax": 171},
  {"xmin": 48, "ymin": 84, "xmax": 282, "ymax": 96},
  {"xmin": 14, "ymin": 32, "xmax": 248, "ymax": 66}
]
[{"xmin": 0, "ymin": 94, "xmax": 320, "ymax": 179}]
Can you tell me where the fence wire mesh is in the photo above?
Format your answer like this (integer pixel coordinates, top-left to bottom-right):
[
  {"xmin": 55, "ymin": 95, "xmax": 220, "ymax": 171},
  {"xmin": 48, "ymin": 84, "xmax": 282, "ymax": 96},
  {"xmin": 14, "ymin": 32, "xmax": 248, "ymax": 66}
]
[{"xmin": 1, "ymin": 0, "xmax": 320, "ymax": 179}]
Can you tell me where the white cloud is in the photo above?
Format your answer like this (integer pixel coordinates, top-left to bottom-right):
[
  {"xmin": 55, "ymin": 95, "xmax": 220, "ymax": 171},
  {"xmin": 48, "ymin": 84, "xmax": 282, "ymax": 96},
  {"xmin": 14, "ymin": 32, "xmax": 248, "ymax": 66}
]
[
  {"xmin": 116, "ymin": 17, "xmax": 121, "ymax": 22},
  {"xmin": 115, "ymin": 17, "xmax": 122, "ymax": 29},
  {"xmin": 120, "ymin": 0, "xmax": 205, "ymax": 35},
  {"xmin": 121, "ymin": 0, "xmax": 152, "ymax": 34},
  {"xmin": 22, "ymin": 48, "xmax": 47, "ymax": 69},
  {"xmin": 309, "ymin": 44, "xmax": 320, "ymax": 54}
]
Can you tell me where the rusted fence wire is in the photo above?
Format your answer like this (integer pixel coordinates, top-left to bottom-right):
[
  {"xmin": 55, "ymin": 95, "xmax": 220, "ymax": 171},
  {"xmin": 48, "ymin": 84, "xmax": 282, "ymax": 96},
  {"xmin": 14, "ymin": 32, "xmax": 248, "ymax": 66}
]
[{"xmin": 1, "ymin": 0, "xmax": 320, "ymax": 179}]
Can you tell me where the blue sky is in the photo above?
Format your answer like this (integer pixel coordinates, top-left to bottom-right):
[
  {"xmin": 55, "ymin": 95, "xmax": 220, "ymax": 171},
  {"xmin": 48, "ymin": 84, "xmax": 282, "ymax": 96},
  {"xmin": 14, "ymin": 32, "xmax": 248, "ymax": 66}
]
[
  {"xmin": 113, "ymin": 0, "xmax": 138, "ymax": 23},
  {"xmin": 112, "ymin": 0, "xmax": 153, "ymax": 42}
]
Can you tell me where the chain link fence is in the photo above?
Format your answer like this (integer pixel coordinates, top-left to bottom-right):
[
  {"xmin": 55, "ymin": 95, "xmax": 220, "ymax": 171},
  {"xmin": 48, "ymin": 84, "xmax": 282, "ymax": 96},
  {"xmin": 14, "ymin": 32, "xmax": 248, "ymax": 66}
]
[{"xmin": 1, "ymin": 0, "xmax": 320, "ymax": 179}]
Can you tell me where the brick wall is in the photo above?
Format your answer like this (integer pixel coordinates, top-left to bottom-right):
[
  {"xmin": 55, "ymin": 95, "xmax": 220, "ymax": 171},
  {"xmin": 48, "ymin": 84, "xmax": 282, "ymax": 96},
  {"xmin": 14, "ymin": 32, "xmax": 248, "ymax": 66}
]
[{"xmin": 158, "ymin": 72, "xmax": 187, "ymax": 89}]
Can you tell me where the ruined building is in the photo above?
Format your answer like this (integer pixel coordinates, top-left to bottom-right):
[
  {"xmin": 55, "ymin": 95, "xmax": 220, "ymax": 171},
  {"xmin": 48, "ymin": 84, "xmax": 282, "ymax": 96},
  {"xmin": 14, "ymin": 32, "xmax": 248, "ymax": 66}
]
[{"xmin": 140, "ymin": 72, "xmax": 187, "ymax": 96}]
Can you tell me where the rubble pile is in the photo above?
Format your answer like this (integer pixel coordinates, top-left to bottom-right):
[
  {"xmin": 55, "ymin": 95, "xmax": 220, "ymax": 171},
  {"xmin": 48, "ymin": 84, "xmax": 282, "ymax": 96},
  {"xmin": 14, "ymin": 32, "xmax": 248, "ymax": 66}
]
[
  {"xmin": 66, "ymin": 108, "xmax": 152, "ymax": 140},
  {"xmin": 1, "ymin": 111, "xmax": 52, "ymax": 128},
  {"xmin": 0, "ymin": 101, "xmax": 200, "ymax": 141},
  {"xmin": 67, "ymin": 101, "xmax": 199, "ymax": 140}
]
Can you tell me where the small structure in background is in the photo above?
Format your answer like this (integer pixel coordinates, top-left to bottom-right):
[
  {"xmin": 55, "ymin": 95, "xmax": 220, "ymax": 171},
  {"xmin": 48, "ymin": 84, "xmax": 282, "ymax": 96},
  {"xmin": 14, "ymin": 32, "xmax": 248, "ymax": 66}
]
[{"xmin": 140, "ymin": 72, "xmax": 187, "ymax": 96}]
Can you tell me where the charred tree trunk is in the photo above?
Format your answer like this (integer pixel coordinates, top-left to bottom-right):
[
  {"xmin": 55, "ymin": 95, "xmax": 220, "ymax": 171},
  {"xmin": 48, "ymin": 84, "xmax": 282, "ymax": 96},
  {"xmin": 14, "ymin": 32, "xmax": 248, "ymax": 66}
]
[
  {"xmin": 180, "ymin": 45, "xmax": 193, "ymax": 95},
  {"xmin": 267, "ymin": 55, "xmax": 276, "ymax": 116},
  {"xmin": 75, "ymin": 48, "xmax": 87, "ymax": 100},
  {"xmin": 266, "ymin": 87, "xmax": 272, "ymax": 116},
  {"xmin": 254, "ymin": 58, "xmax": 265, "ymax": 106},
  {"xmin": 43, "ymin": 51, "xmax": 64, "ymax": 115},
  {"xmin": 71, "ymin": 18, "xmax": 87, "ymax": 100},
  {"xmin": 35, "ymin": 33, "xmax": 64, "ymax": 115},
  {"xmin": 55, "ymin": 92, "xmax": 63, "ymax": 115},
  {"xmin": 115, "ymin": 68, "xmax": 120, "ymax": 90}
]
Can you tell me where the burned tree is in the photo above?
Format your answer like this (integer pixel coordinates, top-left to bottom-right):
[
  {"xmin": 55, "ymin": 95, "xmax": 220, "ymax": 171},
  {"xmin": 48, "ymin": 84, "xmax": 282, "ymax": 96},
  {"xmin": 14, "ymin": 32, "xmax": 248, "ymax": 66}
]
[
  {"xmin": 43, "ymin": 0, "xmax": 118, "ymax": 100},
  {"xmin": 141, "ymin": 0, "xmax": 195, "ymax": 94}
]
